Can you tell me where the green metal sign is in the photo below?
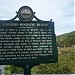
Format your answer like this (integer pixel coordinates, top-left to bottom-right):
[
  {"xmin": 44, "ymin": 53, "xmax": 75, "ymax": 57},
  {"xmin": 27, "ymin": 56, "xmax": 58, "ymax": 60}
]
[
  {"xmin": 0, "ymin": 21, "xmax": 58, "ymax": 65},
  {"xmin": 0, "ymin": 6, "xmax": 58, "ymax": 75}
]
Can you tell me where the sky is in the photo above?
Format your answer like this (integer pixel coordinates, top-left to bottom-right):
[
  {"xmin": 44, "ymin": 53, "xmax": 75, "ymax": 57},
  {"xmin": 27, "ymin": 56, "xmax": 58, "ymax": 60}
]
[{"xmin": 0, "ymin": 0, "xmax": 74, "ymax": 35}]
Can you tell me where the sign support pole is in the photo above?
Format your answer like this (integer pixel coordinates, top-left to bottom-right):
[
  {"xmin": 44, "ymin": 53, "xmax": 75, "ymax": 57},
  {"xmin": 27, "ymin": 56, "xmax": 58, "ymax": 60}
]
[
  {"xmin": 23, "ymin": 64, "xmax": 31, "ymax": 75},
  {"xmin": 17, "ymin": 64, "xmax": 39, "ymax": 75}
]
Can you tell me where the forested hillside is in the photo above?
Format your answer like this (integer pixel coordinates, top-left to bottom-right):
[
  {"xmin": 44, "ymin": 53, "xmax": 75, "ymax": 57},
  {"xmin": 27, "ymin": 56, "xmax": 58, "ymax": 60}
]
[{"xmin": 56, "ymin": 31, "xmax": 75, "ymax": 47}]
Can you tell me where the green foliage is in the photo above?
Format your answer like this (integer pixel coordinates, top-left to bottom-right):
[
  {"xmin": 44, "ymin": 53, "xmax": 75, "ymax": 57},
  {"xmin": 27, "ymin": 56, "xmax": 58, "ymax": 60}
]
[
  {"xmin": 4, "ymin": 65, "xmax": 23, "ymax": 74},
  {"xmin": 32, "ymin": 47, "xmax": 75, "ymax": 74},
  {"xmin": 56, "ymin": 31, "xmax": 75, "ymax": 47}
]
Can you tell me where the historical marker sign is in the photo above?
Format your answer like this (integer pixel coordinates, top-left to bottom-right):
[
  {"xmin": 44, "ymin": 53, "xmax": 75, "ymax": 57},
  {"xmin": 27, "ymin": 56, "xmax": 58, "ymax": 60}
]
[
  {"xmin": 0, "ymin": 21, "xmax": 58, "ymax": 65},
  {"xmin": 0, "ymin": 6, "xmax": 58, "ymax": 65}
]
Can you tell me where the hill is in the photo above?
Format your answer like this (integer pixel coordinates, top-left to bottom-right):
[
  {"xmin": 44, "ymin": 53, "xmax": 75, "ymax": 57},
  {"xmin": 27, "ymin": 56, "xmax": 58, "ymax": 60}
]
[{"xmin": 56, "ymin": 31, "xmax": 75, "ymax": 47}]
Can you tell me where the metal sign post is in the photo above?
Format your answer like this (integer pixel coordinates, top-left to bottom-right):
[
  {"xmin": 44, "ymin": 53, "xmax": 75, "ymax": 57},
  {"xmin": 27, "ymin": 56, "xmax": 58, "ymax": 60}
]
[
  {"xmin": 0, "ymin": 6, "xmax": 58, "ymax": 74},
  {"xmin": 23, "ymin": 64, "xmax": 31, "ymax": 75}
]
